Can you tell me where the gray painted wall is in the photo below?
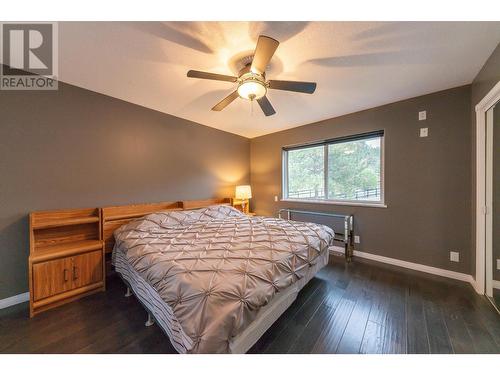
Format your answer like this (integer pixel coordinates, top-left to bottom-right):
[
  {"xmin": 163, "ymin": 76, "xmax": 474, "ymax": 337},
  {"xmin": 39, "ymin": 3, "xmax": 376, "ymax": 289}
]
[
  {"xmin": 0, "ymin": 81, "xmax": 250, "ymax": 300},
  {"xmin": 470, "ymin": 42, "xmax": 500, "ymax": 277},
  {"xmin": 250, "ymin": 85, "xmax": 472, "ymax": 274}
]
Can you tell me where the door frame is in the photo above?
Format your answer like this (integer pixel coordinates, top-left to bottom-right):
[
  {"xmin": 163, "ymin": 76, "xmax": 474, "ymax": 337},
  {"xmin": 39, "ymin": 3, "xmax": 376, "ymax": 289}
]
[
  {"xmin": 474, "ymin": 80, "xmax": 500, "ymax": 295},
  {"xmin": 485, "ymin": 107, "xmax": 494, "ymax": 297}
]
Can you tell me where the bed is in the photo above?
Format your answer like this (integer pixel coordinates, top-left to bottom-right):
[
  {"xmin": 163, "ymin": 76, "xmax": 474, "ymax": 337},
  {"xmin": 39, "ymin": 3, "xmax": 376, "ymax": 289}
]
[{"xmin": 109, "ymin": 202, "xmax": 334, "ymax": 353}]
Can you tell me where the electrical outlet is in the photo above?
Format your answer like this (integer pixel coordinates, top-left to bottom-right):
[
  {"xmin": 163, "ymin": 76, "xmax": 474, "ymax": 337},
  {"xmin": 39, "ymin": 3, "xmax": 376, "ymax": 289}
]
[
  {"xmin": 274, "ymin": 195, "xmax": 278, "ymax": 202},
  {"xmin": 497, "ymin": 259, "xmax": 500, "ymax": 270},
  {"xmin": 354, "ymin": 235, "xmax": 360, "ymax": 244},
  {"xmin": 419, "ymin": 110, "xmax": 427, "ymax": 120},
  {"xmin": 450, "ymin": 251, "xmax": 460, "ymax": 262},
  {"xmin": 420, "ymin": 127, "xmax": 428, "ymax": 137}
]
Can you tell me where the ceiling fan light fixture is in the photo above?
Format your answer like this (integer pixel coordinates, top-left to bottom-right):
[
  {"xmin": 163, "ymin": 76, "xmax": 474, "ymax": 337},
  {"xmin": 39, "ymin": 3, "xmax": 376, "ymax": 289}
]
[
  {"xmin": 237, "ymin": 79, "xmax": 267, "ymax": 101},
  {"xmin": 186, "ymin": 35, "xmax": 317, "ymax": 116}
]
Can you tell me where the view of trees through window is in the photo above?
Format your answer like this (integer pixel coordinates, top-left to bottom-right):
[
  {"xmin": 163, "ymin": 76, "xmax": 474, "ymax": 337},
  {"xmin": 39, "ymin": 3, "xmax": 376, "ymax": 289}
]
[
  {"xmin": 285, "ymin": 135, "xmax": 382, "ymax": 202},
  {"xmin": 287, "ymin": 146, "xmax": 325, "ymax": 199}
]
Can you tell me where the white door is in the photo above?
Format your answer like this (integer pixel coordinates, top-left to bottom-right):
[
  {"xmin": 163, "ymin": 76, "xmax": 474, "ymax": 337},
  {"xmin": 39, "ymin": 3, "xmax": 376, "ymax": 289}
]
[{"xmin": 485, "ymin": 102, "xmax": 500, "ymax": 310}]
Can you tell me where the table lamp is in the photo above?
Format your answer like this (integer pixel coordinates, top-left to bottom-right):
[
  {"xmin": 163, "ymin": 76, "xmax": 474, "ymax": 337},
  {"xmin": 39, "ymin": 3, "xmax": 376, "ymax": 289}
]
[{"xmin": 235, "ymin": 185, "xmax": 252, "ymax": 213}]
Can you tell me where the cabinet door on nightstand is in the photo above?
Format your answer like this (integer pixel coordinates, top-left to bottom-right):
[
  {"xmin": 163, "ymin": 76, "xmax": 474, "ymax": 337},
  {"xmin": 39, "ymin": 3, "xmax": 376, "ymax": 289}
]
[
  {"xmin": 70, "ymin": 250, "xmax": 103, "ymax": 289},
  {"xmin": 32, "ymin": 257, "xmax": 72, "ymax": 301}
]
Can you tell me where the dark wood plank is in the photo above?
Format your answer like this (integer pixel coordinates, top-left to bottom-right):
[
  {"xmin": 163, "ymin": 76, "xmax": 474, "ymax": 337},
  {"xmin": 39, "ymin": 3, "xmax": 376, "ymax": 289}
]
[
  {"xmin": 335, "ymin": 265, "xmax": 375, "ymax": 354},
  {"xmin": 359, "ymin": 320, "xmax": 385, "ymax": 354},
  {"xmin": 287, "ymin": 285, "xmax": 346, "ymax": 353},
  {"xmin": 335, "ymin": 294, "xmax": 372, "ymax": 353},
  {"xmin": 366, "ymin": 269, "xmax": 393, "ymax": 326},
  {"xmin": 116, "ymin": 326, "xmax": 173, "ymax": 354},
  {"xmin": 381, "ymin": 272, "xmax": 407, "ymax": 354},
  {"xmin": 264, "ymin": 280, "xmax": 332, "ymax": 353},
  {"xmin": 309, "ymin": 275, "xmax": 366, "ymax": 353},
  {"xmin": 423, "ymin": 299, "xmax": 454, "ymax": 354},
  {"xmin": 468, "ymin": 293, "xmax": 500, "ymax": 348},
  {"xmin": 247, "ymin": 276, "xmax": 323, "ymax": 353},
  {"xmin": 311, "ymin": 297, "xmax": 356, "ymax": 353},
  {"xmin": 1, "ymin": 257, "xmax": 499, "ymax": 354},
  {"xmin": 441, "ymin": 307, "xmax": 475, "ymax": 354},
  {"xmin": 459, "ymin": 304, "xmax": 499, "ymax": 353},
  {"xmin": 76, "ymin": 314, "xmax": 149, "ymax": 353},
  {"xmin": 406, "ymin": 277, "xmax": 430, "ymax": 353}
]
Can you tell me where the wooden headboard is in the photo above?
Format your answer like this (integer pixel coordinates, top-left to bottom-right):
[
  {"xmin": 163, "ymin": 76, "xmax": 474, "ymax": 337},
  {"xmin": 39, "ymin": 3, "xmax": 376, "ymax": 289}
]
[
  {"xmin": 181, "ymin": 198, "xmax": 231, "ymax": 210},
  {"xmin": 101, "ymin": 201, "xmax": 182, "ymax": 253},
  {"xmin": 101, "ymin": 198, "xmax": 232, "ymax": 253}
]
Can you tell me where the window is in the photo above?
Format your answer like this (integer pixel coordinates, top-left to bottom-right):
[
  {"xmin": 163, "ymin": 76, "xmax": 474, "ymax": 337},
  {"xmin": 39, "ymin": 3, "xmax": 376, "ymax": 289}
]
[{"xmin": 283, "ymin": 131, "xmax": 384, "ymax": 205}]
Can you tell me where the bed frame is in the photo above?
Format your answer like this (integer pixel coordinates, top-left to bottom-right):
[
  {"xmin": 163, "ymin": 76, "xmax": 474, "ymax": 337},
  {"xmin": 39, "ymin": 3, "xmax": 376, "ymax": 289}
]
[
  {"xmin": 97, "ymin": 197, "xmax": 334, "ymax": 351},
  {"xmin": 101, "ymin": 198, "xmax": 231, "ymax": 253}
]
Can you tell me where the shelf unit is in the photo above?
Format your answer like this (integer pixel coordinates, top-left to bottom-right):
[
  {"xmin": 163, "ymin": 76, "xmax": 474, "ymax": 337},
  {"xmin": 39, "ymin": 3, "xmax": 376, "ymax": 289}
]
[{"xmin": 28, "ymin": 208, "xmax": 105, "ymax": 317}]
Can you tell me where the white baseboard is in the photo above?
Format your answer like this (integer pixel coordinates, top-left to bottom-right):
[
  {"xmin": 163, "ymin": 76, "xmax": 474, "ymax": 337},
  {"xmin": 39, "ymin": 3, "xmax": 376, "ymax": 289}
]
[
  {"xmin": 0, "ymin": 292, "xmax": 29, "ymax": 309},
  {"xmin": 330, "ymin": 246, "xmax": 474, "ymax": 284}
]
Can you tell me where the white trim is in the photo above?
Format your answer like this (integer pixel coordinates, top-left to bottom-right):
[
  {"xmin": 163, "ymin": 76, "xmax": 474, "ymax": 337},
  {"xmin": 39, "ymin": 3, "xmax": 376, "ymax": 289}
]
[
  {"xmin": 281, "ymin": 199, "xmax": 387, "ymax": 208},
  {"xmin": 380, "ymin": 134, "xmax": 385, "ymax": 206},
  {"xmin": 475, "ymin": 80, "xmax": 500, "ymax": 295},
  {"xmin": 493, "ymin": 280, "xmax": 500, "ymax": 290},
  {"xmin": 330, "ymin": 246, "xmax": 474, "ymax": 284},
  {"xmin": 0, "ymin": 292, "xmax": 29, "ymax": 309},
  {"xmin": 485, "ymin": 107, "xmax": 494, "ymax": 297}
]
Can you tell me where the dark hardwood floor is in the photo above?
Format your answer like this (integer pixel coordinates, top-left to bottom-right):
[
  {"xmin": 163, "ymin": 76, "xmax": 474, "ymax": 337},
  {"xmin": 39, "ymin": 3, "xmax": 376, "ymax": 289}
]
[
  {"xmin": 493, "ymin": 290, "xmax": 500, "ymax": 311},
  {"xmin": 1, "ymin": 255, "xmax": 499, "ymax": 354}
]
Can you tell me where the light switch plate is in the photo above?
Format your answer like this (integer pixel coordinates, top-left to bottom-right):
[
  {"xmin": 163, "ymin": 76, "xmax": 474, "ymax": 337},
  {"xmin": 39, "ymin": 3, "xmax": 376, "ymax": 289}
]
[
  {"xmin": 419, "ymin": 110, "xmax": 427, "ymax": 120},
  {"xmin": 450, "ymin": 251, "xmax": 460, "ymax": 262},
  {"xmin": 420, "ymin": 127, "xmax": 428, "ymax": 137},
  {"xmin": 354, "ymin": 235, "xmax": 360, "ymax": 244},
  {"xmin": 274, "ymin": 195, "xmax": 278, "ymax": 202},
  {"xmin": 497, "ymin": 259, "xmax": 500, "ymax": 270}
]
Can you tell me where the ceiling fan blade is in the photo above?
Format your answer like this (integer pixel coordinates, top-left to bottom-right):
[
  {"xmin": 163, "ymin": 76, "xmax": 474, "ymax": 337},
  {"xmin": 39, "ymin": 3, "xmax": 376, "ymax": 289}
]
[
  {"xmin": 250, "ymin": 36, "xmax": 279, "ymax": 74},
  {"xmin": 187, "ymin": 70, "xmax": 237, "ymax": 83},
  {"xmin": 268, "ymin": 80, "xmax": 317, "ymax": 94},
  {"xmin": 211, "ymin": 91, "xmax": 240, "ymax": 111},
  {"xmin": 257, "ymin": 96, "xmax": 276, "ymax": 116}
]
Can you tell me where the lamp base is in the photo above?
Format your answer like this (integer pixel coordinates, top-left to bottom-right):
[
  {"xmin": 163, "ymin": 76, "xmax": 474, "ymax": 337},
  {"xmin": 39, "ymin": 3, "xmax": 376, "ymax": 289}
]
[{"xmin": 233, "ymin": 198, "xmax": 249, "ymax": 214}]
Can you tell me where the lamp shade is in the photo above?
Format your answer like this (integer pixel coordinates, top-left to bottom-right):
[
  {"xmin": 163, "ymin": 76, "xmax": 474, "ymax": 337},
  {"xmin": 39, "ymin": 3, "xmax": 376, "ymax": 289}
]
[{"xmin": 235, "ymin": 185, "xmax": 252, "ymax": 200}]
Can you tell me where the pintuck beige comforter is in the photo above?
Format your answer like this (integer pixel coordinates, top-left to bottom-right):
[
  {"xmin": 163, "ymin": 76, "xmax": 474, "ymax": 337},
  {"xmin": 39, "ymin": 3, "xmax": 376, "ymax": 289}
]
[{"xmin": 113, "ymin": 205, "xmax": 334, "ymax": 353}]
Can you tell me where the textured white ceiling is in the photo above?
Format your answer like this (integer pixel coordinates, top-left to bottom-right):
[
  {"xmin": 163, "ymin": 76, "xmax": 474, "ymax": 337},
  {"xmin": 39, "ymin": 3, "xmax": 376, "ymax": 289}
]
[{"xmin": 55, "ymin": 21, "xmax": 500, "ymax": 138}]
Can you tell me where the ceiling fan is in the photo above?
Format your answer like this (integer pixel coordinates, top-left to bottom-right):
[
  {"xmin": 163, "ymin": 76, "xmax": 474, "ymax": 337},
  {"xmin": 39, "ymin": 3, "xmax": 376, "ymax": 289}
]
[{"xmin": 186, "ymin": 35, "xmax": 317, "ymax": 116}]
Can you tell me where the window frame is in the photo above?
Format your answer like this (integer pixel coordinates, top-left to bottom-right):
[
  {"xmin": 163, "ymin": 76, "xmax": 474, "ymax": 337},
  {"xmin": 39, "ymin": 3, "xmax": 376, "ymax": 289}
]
[{"xmin": 281, "ymin": 131, "xmax": 386, "ymax": 208}]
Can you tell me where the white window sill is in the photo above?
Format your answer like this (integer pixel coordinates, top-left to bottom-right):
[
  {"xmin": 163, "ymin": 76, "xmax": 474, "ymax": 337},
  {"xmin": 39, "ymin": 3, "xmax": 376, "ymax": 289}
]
[{"xmin": 280, "ymin": 198, "xmax": 387, "ymax": 208}]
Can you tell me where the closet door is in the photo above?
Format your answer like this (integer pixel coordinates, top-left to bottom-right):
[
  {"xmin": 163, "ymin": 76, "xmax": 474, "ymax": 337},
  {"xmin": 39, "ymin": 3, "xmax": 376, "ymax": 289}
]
[{"xmin": 485, "ymin": 102, "xmax": 500, "ymax": 311}]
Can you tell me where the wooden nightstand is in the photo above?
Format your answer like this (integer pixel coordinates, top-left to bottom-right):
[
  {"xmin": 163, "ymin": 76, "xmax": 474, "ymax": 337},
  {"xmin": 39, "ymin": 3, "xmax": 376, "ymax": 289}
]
[
  {"xmin": 247, "ymin": 212, "xmax": 256, "ymax": 216},
  {"xmin": 28, "ymin": 208, "xmax": 105, "ymax": 317}
]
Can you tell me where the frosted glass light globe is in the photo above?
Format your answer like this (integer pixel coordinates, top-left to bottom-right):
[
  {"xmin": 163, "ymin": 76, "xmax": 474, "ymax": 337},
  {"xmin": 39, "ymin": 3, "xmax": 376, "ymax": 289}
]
[{"xmin": 237, "ymin": 80, "xmax": 267, "ymax": 100}]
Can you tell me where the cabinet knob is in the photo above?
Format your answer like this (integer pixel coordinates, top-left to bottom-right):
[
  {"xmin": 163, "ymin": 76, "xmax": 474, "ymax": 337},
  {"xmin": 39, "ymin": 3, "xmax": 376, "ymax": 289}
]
[
  {"xmin": 73, "ymin": 266, "xmax": 79, "ymax": 280},
  {"xmin": 63, "ymin": 269, "xmax": 69, "ymax": 282}
]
